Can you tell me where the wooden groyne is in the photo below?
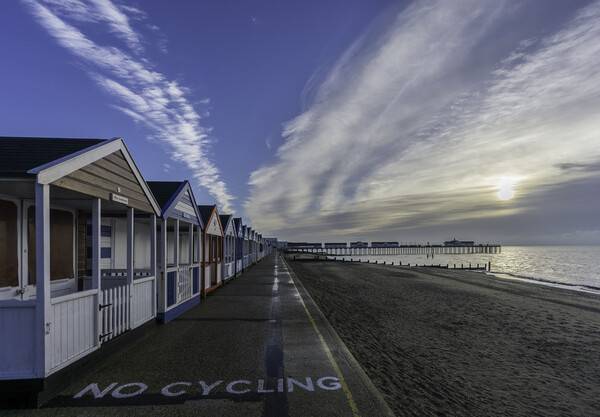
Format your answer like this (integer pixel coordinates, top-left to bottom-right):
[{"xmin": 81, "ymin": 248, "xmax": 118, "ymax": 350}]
[
  {"xmin": 289, "ymin": 254, "xmax": 492, "ymax": 271},
  {"xmin": 286, "ymin": 244, "xmax": 501, "ymax": 256}
]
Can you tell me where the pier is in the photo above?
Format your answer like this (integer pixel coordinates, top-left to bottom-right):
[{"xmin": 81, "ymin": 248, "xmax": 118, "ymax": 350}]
[{"xmin": 285, "ymin": 243, "xmax": 502, "ymax": 256}]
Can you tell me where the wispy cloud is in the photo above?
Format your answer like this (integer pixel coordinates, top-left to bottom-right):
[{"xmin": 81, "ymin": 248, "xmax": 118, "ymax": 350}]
[
  {"xmin": 245, "ymin": 0, "xmax": 600, "ymax": 241},
  {"xmin": 23, "ymin": 0, "xmax": 235, "ymax": 212}
]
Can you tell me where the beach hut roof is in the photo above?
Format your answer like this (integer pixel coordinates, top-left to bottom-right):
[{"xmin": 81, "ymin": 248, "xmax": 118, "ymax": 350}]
[
  {"xmin": 0, "ymin": 137, "xmax": 106, "ymax": 176},
  {"xmin": 198, "ymin": 204, "xmax": 223, "ymax": 236},
  {"xmin": 220, "ymin": 214, "xmax": 236, "ymax": 236},
  {"xmin": 219, "ymin": 214, "xmax": 232, "ymax": 229},
  {"xmin": 148, "ymin": 181, "xmax": 204, "ymax": 227},
  {"xmin": 234, "ymin": 217, "xmax": 243, "ymax": 234},
  {"xmin": 148, "ymin": 181, "xmax": 186, "ymax": 208},
  {"xmin": 0, "ymin": 137, "xmax": 160, "ymax": 214}
]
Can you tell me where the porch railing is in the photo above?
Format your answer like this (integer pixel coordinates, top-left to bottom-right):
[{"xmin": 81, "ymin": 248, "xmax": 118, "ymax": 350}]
[
  {"xmin": 224, "ymin": 262, "xmax": 235, "ymax": 279},
  {"xmin": 50, "ymin": 289, "xmax": 98, "ymax": 372},
  {"xmin": 100, "ymin": 285, "xmax": 129, "ymax": 342},
  {"xmin": 131, "ymin": 276, "xmax": 155, "ymax": 328},
  {"xmin": 166, "ymin": 264, "xmax": 200, "ymax": 308}
]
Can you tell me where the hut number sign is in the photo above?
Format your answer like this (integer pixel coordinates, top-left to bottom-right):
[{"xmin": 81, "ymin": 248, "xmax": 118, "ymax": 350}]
[
  {"xmin": 74, "ymin": 376, "xmax": 342, "ymax": 400},
  {"xmin": 111, "ymin": 193, "xmax": 129, "ymax": 205}
]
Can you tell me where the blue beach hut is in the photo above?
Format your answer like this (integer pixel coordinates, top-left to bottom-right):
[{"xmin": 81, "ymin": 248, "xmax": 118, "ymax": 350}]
[{"xmin": 148, "ymin": 181, "xmax": 203, "ymax": 323}]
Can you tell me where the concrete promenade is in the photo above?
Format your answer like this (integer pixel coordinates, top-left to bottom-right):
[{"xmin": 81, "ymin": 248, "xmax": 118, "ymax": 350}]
[{"xmin": 8, "ymin": 252, "xmax": 393, "ymax": 416}]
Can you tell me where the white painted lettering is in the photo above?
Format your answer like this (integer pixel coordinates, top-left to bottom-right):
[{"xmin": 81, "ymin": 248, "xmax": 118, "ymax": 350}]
[
  {"xmin": 111, "ymin": 382, "xmax": 148, "ymax": 398},
  {"xmin": 226, "ymin": 380, "xmax": 251, "ymax": 394},
  {"xmin": 199, "ymin": 380, "xmax": 223, "ymax": 395},
  {"xmin": 161, "ymin": 382, "xmax": 191, "ymax": 397},
  {"xmin": 317, "ymin": 377, "xmax": 342, "ymax": 391},
  {"xmin": 278, "ymin": 378, "xmax": 284, "ymax": 392},
  {"xmin": 73, "ymin": 382, "xmax": 118, "ymax": 399},
  {"xmin": 257, "ymin": 379, "xmax": 274, "ymax": 393},
  {"xmin": 288, "ymin": 377, "xmax": 314, "ymax": 392}
]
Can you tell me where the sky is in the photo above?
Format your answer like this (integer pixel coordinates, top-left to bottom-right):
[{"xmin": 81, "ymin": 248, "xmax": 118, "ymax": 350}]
[{"xmin": 1, "ymin": 0, "xmax": 599, "ymax": 245}]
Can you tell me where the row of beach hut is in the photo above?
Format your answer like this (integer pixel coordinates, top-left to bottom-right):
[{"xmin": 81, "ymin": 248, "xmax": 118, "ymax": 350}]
[{"xmin": 0, "ymin": 137, "xmax": 273, "ymax": 405}]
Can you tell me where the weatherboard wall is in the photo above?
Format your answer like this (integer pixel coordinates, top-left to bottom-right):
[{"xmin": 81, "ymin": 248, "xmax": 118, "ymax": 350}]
[{"xmin": 51, "ymin": 150, "xmax": 154, "ymax": 213}]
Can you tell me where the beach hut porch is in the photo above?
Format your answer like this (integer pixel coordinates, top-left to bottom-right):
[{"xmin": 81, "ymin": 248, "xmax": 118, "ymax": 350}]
[
  {"xmin": 0, "ymin": 184, "xmax": 157, "ymax": 380},
  {"xmin": 157, "ymin": 218, "xmax": 202, "ymax": 322}
]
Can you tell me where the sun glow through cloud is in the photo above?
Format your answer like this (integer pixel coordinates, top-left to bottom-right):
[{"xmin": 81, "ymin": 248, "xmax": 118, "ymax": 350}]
[{"xmin": 496, "ymin": 177, "xmax": 520, "ymax": 201}]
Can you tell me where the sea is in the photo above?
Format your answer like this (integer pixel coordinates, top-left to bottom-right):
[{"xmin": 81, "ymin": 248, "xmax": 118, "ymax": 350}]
[{"xmin": 333, "ymin": 246, "xmax": 600, "ymax": 294}]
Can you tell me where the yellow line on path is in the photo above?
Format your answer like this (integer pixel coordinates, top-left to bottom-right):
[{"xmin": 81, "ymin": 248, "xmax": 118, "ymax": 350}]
[{"xmin": 282, "ymin": 258, "xmax": 361, "ymax": 417}]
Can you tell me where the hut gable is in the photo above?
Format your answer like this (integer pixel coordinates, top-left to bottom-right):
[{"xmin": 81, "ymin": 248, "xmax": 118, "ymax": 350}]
[
  {"xmin": 25, "ymin": 137, "xmax": 160, "ymax": 215},
  {"xmin": 234, "ymin": 217, "xmax": 242, "ymax": 236},
  {"xmin": 219, "ymin": 214, "xmax": 235, "ymax": 237},
  {"xmin": 148, "ymin": 181, "xmax": 203, "ymax": 227},
  {"xmin": 198, "ymin": 205, "xmax": 223, "ymax": 236}
]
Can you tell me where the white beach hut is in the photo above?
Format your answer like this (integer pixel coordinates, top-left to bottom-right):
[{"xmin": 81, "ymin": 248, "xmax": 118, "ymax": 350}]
[
  {"xmin": 242, "ymin": 225, "xmax": 251, "ymax": 270},
  {"xmin": 219, "ymin": 214, "xmax": 236, "ymax": 283},
  {"xmin": 148, "ymin": 181, "xmax": 203, "ymax": 323},
  {"xmin": 233, "ymin": 218, "xmax": 244, "ymax": 277},
  {"xmin": 0, "ymin": 137, "xmax": 160, "ymax": 405}
]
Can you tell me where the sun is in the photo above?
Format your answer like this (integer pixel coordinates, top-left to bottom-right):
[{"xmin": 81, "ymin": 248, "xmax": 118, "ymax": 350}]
[
  {"xmin": 496, "ymin": 177, "xmax": 519, "ymax": 200},
  {"xmin": 497, "ymin": 185, "xmax": 514, "ymax": 200}
]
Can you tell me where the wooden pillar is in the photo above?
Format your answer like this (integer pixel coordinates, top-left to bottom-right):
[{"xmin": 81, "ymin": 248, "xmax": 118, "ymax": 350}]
[
  {"xmin": 35, "ymin": 182, "xmax": 51, "ymax": 377},
  {"xmin": 92, "ymin": 198, "xmax": 101, "ymax": 347},
  {"xmin": 150, "ymin": 213, "xmax": 157, "ymax": 316},
  {"xmin": 160, "ymin": 219, "xmax": 168, "ymax": 311},
  {"xmin": 188, "ymin": 223, "xmax": 193, "ymax": 266},
  {"xmin": 174, "ymin": 219, "xmax": 179, "ymax": 302},
  {"xmin": 127, "ymin": 207, "xmax": 134, "ymax": 329}
]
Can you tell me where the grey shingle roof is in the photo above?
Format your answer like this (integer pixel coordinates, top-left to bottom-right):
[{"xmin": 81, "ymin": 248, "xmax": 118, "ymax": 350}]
[
  {"xmin": 0, "ymin": 137, "xmax": 107, "ymax": 176},
  {"xmin": 198, "ymin": 205, "xmax": 217, "ymax": 225},
  {"xmin": 147, "ymin": 181, "xmax": 185, "ymax": 209},
  {"xmin": 219, "ymin": 214, "xmax": 232, "ymax": 231},
  {"xmin": 234, "ymin": 217, "xmax": 242, "ymax": 232}
]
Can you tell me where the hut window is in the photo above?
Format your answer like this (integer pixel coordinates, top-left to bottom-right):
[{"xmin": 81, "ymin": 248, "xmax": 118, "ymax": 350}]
[
  {"xmin": 28, "ymin": 207, "xmax": 75, "ymax": 283},
  {"xmin": 0, "ymin": 199, "xmax": 19, "ymax": 288}
]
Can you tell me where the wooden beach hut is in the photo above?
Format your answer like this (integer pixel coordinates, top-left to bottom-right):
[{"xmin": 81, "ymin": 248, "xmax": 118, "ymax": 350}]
[
  {"xmin": 0, "ymin": 137, "xmax": 160, "ymax": 404},
  {"xmin": 233, "ymin": 218, "xmax": 244, "ymax": 277},
  {"xmin": 198, "ymin": 205, "xmax": 223, "ymax": 294},
  {"xmin": 219, "ymin": 214, "xmax": 236, "ymax": 283},
  {"xmin": 148, "ymin": 181, "xmax": 203, "ymax": 323}
]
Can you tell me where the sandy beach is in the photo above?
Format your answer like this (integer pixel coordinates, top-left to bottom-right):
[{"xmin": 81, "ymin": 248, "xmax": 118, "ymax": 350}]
[{"xmin": 285, "ymin": 256, "xmax": 600, "ymax": 417}]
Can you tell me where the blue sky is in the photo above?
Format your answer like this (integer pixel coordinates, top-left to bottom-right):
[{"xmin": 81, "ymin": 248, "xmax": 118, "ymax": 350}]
[{"xmin": 1, "ymin": 0, "xmax": 600, "ymax": 245}]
